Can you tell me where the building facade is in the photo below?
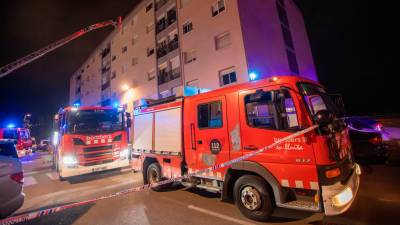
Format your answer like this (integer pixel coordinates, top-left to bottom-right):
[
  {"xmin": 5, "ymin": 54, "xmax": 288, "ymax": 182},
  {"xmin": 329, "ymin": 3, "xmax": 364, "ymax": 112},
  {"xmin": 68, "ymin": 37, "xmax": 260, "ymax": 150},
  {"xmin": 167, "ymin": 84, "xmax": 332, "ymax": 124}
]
[{"xmin": 69, "ymin": 0, "xmax": 317, "ymax": 112}]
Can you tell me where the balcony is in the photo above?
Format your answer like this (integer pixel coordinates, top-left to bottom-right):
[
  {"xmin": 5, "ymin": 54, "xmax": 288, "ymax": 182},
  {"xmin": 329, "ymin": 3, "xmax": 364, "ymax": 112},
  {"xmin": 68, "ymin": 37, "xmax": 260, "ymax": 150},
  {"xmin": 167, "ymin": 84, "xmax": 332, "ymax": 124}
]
[
  {"xmin": 156, "ymin": 10, "xmax": 176, "ymax": 34},
  {"xmin": 101, "ymin": 81, "xmax": 110, "ymax": 91},
  {"xmin": 155, "ymin": 0, "xmax": 168, "ymax": 11},
  {"xmin": 101, "ymin": 66, "xmax": 110, "ymax": 74},
  {"xmin": 156, "ymin": 38, "xmax": 179, "ymax": 59},
  {"xmin": 158, "ymin": 68, "xmax": 181, "ymax": 85}
]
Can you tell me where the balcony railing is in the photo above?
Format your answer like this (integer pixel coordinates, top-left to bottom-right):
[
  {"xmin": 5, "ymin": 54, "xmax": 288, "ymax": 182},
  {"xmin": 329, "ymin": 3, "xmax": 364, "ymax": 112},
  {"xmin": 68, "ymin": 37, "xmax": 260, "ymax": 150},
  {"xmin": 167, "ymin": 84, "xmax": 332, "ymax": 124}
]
[
  {"xmin": 155, "ymin": 0, "xmax": 168, "ymax": 11},
  {"xmin": 156, "ymin": 38, "xmax": 179, "ymax": 59},
  {"xmin": 156, "ymin": 10, "xmax": 176, "ymax": 34},
  {"xmin": 158, "ymin": 68, "xmax": 181, "ymax": 85},
  {"xmin": 101, "ymin": 81, "xmax": 110, "ymax": 91}
]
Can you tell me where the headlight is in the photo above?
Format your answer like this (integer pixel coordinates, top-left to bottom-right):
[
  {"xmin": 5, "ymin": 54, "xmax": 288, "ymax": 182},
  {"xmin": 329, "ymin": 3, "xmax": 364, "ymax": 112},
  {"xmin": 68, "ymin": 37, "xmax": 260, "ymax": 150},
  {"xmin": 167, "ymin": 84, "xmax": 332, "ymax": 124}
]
[
  {"xmin": 63, "ymin": 155, "xmax": 78, "ymax": 166},
  {"xmin": 332, "ymin": 187, "xmax": 353, "ymax": 207},
  {"xmin": 119, "ymin": 149, "xmax": 130, "ymax": 158}
]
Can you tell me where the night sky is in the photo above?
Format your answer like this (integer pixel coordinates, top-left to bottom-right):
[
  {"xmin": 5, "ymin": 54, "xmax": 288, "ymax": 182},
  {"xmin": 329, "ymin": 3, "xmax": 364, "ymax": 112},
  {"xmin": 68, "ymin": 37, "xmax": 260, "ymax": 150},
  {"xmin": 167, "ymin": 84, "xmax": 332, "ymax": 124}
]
[{"xmin": 0, "ymin": 1, "xmax": 395, "ymax": 138}]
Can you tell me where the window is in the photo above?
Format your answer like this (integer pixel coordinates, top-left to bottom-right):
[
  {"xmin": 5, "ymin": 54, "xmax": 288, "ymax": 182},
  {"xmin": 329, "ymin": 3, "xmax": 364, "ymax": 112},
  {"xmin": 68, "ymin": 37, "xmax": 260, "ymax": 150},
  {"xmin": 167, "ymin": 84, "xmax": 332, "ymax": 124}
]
[
  {"xmin": 3, "ymin": 129, "xmax": 18, "ymax": 139},
  {"xmin": 245, "ymin": 89, "xmax": 299, "ymax": 130},
  {"xmin": 132, "ymin": 57, "xmax": 138, "ymax": 66},
  {"xmin": 132, "ymin": 34, "xmax": 139, "ymax": 46},
  {"xmin": 146, "ymin": 22, "xmax": 155, "ymax": 34},
  {"xmin": 147, "ymin": 69, "xmax": 156, "ymax": 81},
  {"xmin": 183, "ymin": 21, "xmax": 193, "ymax": 34},
  {"xmin": 146, "ymin": 2, "xmax": 153, "ymax": 12},
  {"xmin": 286, "ymin": 49, "xmax": 299, "ymax": 75},
  {"xmin": 219, "ymin": 67, "xmax": 237, "ymax": 86},
  {"xmin": 245, "ymin": 91, "xmax": 278, "ymax": 129},
  {"xmin": 215, "ymin": 32, "xmax": 231, "ymax": 50},
  {"xmin": 111, "ymin": 71, "xmax": 116, "ymax": 79},
  {"xmin": 112, "ymin": 55, "xmax": 116, "ymax": 61},
  {"xmin": 122, "ymin": 45, "xmax": 128, "ymax": 53},
  {"xmin": 0, "ymin": 143, "xmax": 18, "ymax": 158},
  {"xmin": 147, "ymin": 47, "xmax": 155, "ymax": 56},
  {"xmin": 211, "ymin": 0, "xmax": 225, "ymax": 17},
  {"xmin": 184, "ymin": 50, "xmax": 196, "ymax": 64},
  {"xmin": 180, "ymin": 0, "xmax": 191, "ymax": 8},
  {"xmin": 276, "ymin": 1, "xmax": 289, "ymax": 27},
  {"xmin": 198, "ymin": 101, "xmax": 223, "ymax": 129}
]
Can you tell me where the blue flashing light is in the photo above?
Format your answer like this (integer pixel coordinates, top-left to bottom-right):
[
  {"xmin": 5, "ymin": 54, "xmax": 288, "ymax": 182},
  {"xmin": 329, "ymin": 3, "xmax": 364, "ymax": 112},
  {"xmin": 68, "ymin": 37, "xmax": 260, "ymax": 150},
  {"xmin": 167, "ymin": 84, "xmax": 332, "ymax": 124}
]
[
  {"xmin": 7, "ymin": 123, "xmax": 15, "ymax": 128},
  {"xmin": 73, "ymin": 102, "xmax": 80, "ymax": 107},
  {"xmin": 249, "ymin": 72, "xmax": 258, "ymax": 81},
  {"xmin": 113, "ymin": 102, "xmax": 120, "ymax": 108}
]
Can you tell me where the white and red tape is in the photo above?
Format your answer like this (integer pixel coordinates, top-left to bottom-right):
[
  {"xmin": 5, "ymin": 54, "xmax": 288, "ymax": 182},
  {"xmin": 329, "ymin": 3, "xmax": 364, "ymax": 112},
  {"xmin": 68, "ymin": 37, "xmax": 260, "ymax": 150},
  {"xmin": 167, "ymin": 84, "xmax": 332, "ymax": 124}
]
[{"xmin": 0, "ymin": 125, "xmax": 318, "ymax": 225}]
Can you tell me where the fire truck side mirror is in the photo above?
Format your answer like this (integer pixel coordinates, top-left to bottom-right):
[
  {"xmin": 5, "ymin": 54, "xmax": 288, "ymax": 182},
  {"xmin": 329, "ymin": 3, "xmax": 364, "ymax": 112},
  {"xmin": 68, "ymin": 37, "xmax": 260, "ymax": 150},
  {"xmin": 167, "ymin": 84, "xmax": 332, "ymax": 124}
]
[{"xmin": 314, "ymin": 110, "xmax": 334, "ymax": 127}]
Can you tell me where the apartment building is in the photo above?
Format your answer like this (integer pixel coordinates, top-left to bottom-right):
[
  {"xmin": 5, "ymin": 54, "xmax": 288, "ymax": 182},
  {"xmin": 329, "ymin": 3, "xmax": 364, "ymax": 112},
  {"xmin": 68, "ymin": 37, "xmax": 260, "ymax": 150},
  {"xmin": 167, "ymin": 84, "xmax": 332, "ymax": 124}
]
[{"xmin": 69, "ymin": 0, "xmax": 317, "ymax": 112}]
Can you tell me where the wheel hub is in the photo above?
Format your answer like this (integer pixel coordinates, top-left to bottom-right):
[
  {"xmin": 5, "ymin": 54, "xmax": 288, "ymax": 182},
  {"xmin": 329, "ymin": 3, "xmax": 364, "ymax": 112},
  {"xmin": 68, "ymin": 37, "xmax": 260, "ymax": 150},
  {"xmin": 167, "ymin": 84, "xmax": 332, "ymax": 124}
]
[
  {"xmin": 149, "ymin": 169, "xmax": 159, "ymax": 184},
  {"xmin": 241, "ymin": 186, "xmax": 262, "ymax": 211}
]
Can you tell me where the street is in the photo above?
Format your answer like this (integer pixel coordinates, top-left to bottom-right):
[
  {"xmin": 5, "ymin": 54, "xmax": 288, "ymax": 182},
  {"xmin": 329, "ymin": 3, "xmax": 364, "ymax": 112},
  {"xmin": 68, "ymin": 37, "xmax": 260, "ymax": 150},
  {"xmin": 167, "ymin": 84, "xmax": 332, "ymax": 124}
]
[{"xmin": 12, "ymin": 143, "xmax": 400, "ymax": 225}]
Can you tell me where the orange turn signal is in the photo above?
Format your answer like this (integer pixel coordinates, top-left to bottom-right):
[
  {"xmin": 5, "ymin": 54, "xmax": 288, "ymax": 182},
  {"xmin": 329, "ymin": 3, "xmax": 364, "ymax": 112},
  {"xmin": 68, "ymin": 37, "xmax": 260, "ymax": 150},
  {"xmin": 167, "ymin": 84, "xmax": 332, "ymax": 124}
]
[{"xmin": 325, "ymin": 168, "xmax": 341, "ymax": 178}]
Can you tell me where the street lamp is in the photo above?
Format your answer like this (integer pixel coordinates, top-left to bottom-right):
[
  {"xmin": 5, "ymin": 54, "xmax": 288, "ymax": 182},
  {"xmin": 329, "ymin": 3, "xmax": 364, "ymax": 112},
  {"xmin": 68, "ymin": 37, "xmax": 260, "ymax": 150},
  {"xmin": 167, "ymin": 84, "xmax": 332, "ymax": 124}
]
[{"xmin": 121, "ymin": 84, "xmax": 130, "ymax": 91}]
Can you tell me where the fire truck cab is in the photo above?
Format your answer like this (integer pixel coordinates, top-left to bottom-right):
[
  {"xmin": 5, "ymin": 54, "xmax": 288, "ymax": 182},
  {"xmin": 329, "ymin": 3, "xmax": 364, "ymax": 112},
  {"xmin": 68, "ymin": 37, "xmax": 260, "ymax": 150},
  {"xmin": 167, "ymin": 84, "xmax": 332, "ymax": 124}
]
[
  {"xmin": 53, "ymin": 106, "xmax": 131, "ymax": 180},
  {"xmin": 131, "ymin": 76, "xmax": 360, "ymax": 221}
]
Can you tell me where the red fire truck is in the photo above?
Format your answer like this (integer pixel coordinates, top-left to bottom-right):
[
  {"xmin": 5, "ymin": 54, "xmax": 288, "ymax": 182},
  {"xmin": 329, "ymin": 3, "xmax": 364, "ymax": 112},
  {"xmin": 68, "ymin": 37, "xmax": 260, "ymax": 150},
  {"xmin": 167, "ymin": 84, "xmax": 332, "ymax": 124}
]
[
  {"xmin": 0, "ymin": 127, "xmax": 32, "ymax": 157},
  {"xmin": 53, "ymin": 106, "xmax": 131, "ymax": 180},
  {"xmin": 131, "ymin": 76, "xmax": 360, "ymax": 221}
]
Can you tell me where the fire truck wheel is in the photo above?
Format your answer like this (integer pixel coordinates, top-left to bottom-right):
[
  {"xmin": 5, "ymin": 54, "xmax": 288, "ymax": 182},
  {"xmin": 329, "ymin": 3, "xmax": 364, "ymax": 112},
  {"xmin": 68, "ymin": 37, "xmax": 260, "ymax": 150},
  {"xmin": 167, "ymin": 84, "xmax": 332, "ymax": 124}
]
[
  {"xmin": 146, "ymin": 163, "xmax": 170, "ymax": 191},
  {"xmin": 233, "ymin": 175, "xmax": 274, "ymax": 221}
]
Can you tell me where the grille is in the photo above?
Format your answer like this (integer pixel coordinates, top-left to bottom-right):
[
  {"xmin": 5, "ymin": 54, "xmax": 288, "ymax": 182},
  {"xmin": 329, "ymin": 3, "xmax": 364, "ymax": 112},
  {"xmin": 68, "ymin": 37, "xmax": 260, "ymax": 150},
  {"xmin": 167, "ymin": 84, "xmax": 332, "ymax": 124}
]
[
  {"xmin": 83, "ymin": 152, "xmax": 113, "ymax": 159},
  {"xmin": 83, "ymin": 159, "xmax": 113, "ymax": 167},
  {"xmin": 83, "ymin": 145, "xmax": 113, "ymax": 153}
]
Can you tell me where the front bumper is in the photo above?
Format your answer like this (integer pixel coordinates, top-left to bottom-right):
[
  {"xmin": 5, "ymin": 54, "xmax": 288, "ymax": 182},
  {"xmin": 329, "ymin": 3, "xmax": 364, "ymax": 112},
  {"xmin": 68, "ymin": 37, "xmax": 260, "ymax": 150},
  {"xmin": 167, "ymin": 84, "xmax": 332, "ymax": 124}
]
[
  {"xmin": 60, "ymin": 157, "xmax": 130, "ymax": 178},
  {"xmin": 322, "ymin": 163, "xmax": 361, "ymax": 216}
]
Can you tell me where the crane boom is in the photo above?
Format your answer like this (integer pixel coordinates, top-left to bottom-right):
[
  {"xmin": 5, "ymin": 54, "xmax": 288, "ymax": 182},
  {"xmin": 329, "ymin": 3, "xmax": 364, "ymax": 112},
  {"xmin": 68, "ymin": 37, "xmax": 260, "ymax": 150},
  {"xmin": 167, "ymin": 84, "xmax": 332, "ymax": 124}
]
[{"xmin": 0, "ymin": 17, "xmax": 122, "ymax": 79}]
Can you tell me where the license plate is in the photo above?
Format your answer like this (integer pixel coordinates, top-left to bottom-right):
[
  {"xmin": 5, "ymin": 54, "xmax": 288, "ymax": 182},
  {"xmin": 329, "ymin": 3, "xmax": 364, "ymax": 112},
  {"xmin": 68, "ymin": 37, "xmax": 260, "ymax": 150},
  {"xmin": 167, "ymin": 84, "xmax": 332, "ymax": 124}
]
[{"xmin": 92, "ymin": 166, "xmax": 108, "ymax": 172}]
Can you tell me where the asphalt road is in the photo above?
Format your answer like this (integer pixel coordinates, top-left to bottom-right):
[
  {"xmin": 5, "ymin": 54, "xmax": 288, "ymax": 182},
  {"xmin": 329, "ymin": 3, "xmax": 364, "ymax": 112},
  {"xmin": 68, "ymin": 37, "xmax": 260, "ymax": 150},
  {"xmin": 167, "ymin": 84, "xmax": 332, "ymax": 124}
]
[{"xmin": 5, "ymin": 146, "xmax": 399, "ymax": 225}]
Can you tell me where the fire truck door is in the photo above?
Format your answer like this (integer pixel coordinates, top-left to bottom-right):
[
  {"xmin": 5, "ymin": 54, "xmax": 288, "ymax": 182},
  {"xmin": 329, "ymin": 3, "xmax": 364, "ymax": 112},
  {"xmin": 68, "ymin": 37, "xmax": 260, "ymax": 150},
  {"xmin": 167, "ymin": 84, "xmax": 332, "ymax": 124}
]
[{"xmin": 194, "ymin": 96, "xmax": 229, "ymax": 176}]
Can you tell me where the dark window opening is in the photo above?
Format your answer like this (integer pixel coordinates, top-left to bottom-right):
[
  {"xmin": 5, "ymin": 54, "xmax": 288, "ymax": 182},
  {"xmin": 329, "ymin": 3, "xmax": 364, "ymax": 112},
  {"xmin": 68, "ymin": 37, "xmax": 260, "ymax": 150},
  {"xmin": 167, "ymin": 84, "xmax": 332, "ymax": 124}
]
[{"xmin": 198, "ymin": 101, "xmax": 223, "ymax": 129}]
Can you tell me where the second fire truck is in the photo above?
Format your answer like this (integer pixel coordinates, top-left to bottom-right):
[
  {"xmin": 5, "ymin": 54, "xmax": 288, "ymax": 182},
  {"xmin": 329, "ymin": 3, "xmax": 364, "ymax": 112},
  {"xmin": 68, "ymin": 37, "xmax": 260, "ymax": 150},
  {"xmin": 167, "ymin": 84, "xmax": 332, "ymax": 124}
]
[{"xmin": 53, "ymin": 106, "xmax": 131, "ymax": 180}]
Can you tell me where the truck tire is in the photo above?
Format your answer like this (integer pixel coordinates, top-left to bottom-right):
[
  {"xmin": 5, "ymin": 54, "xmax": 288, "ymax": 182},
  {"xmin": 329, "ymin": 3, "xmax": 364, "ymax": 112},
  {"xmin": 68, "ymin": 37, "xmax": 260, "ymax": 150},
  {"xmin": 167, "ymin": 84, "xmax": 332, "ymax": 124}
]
[
  {"xmin": 146, "ymin": 163, "xmax": 170, "ymax": 191},
  {"xmin": 233, "ymin": 175, "xmax": 274, "ymax": 221}
]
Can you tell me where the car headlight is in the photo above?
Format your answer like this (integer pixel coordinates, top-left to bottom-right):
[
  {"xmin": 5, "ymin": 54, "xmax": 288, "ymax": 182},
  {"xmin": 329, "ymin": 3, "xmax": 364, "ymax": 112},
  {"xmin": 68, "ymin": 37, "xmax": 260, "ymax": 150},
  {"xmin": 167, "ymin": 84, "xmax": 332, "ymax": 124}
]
[
  {"xmin": 119, "ymin": 149, "xmax": 130, "ymax": 158},
  {"xmin": 63, "ymin": 155, "xmax": 78, "ymax": 166},
  {"xmin": 332, "ymin": 187, "xmax": 353, "ymax": 207}
]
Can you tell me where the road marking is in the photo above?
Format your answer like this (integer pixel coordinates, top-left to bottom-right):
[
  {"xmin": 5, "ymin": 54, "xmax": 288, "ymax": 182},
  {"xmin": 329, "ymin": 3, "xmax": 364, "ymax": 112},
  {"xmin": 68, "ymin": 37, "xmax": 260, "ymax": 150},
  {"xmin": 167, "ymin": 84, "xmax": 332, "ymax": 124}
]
[
  {"xmin": 160, "ymin": 196, "xmax": 254, "ymax": 225},
  {"xmin": 46, "ymin": 172, "xmax": 59, "ymax": 180},
  {"xmin": 187, "ymin": 205, "xmax": 255, "ymax": 225},
  {"xmin": 24, "ymin": 176, "xmax": 38, "ymax": 187},
  {"xmin": 24, "ymin": 169, "xmax": 52, "ymax": 176}
]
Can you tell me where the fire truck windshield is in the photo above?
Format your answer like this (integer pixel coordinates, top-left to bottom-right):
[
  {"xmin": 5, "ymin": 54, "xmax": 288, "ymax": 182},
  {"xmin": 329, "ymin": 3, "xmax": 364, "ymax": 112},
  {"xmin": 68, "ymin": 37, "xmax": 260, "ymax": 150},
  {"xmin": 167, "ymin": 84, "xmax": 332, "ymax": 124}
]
[
  {"xmin": 67, "ymin": 109, "xmax": 124, "ymax": 134},
  {"xmin": 298, "ymin": 82, "xmax": 342, "ymax": 119}
]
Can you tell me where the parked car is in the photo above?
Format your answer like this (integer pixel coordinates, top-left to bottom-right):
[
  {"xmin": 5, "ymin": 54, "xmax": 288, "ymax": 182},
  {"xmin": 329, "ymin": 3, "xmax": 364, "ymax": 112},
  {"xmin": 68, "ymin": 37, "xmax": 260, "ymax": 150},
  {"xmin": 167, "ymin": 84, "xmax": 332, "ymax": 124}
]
[
  {"xmin": 345, "ymin": 117, "xmax": 389, "ymax": 161},
  {"xmin": 0, "ymin": 139, "xmax": 25, "ymax": 219},
  {"xmin": 38, "ymin": 139, "xmax": 50, "ymax": 151}
]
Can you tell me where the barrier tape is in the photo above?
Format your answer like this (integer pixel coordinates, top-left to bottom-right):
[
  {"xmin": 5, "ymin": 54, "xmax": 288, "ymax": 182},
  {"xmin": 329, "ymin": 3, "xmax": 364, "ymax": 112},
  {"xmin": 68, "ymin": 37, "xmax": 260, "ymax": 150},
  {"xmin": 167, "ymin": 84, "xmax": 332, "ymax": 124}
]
[{"xmin": 0, "ymin": 125, "xmax": 318, "ymax": 225}]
